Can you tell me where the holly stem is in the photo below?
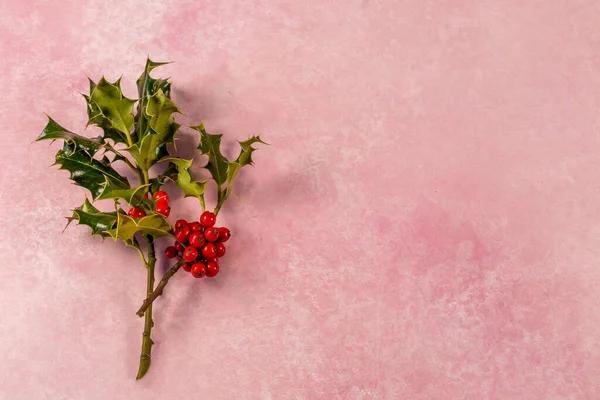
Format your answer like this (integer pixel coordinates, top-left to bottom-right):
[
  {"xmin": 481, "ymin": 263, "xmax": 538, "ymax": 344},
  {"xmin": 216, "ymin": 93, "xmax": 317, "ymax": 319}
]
[
  {"xmin": 107, "ymin": 144, "xmax": 138, "ymax": 174},
  {"xmin": 136, "ymin": 235, "xmax": 156, "ymax": 380},
  {"xmin": 214, "ymin": 188, "xmax": 226, "ymax": 216},
  {"xmin": 199, "ymin": 196, "xmax": 206, "ymax": 213},
  {"xmin": 136, "ymin": 259, "xmax": 184, "ymax": 317}
]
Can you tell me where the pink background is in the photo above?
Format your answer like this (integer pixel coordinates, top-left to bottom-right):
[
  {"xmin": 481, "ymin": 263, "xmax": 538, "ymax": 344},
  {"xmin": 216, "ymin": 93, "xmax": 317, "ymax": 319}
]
[{"xmin": 2, "ymin": 0, "xmax": 600, "ymax": 398}]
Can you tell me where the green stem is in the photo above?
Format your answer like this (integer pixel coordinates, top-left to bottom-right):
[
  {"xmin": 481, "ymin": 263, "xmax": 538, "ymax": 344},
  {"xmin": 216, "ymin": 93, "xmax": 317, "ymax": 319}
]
[
  {"xmin": 124, "ymin": 132, "xmax": 134, "ymax": 148},
  {"xmin": 214, "ymin": 187, "xmax": 231, "ymax": 216},
  {"xmin": 119, "ymin": 153, "xmax": 136, "ymax": 172},
  {"xmin": 110, "ymin": 146, "xmax": 136, "ymax": 170},
  {"xmin": 214, "ymin": 187, "xmax": 224, "ymax": 216},
  {"xmin": 139, "ymin": 166, "xmax": 149, "ymax": 193},
  {"xmin": 199, "ymin": 196, "xmax": 206, "ymax": 213},
  {"xmin": 105, "ymin": 143, "xmax": 142, "ymax": 183},
  {"xmin": 135, "ymin": 170, "xmax": 145, "ymax": 186},
  {"xmin": 136, "ymin": 235, "xmax": 156, "ymax": 380},
  {"xmin": 136, "ymin": 259, "xmax": 184, "ymax": 317}
]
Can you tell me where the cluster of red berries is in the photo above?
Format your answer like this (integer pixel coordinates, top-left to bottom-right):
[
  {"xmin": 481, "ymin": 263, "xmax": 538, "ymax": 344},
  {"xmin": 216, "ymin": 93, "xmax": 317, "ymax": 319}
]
[
  {"xmin": 164, "ymin": 211, "xmax": 231, "ymax": 279},
  {"xmin": 127, "ymin": 191, "xmax": 171, "ymax": 218}
]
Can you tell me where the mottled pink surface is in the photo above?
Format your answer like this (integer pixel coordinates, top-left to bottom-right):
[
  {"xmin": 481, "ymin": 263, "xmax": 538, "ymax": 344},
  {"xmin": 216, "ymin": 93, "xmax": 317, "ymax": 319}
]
[{"xmin": 1, "ymin": 0, "xmax": 600, "ymax": 398}]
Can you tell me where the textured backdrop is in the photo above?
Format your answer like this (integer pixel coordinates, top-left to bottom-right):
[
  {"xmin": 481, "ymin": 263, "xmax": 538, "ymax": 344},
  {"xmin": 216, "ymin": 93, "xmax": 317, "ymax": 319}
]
[{"xmin": 1, "ymin": 0, "xmax": 600, "ymax": 399}]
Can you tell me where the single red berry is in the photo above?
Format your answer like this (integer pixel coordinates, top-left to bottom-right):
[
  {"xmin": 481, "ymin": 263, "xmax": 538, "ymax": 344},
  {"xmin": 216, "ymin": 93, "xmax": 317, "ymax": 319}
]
[
  {"xmin": 155, "ymin": 197, "xmax": 169, "ymax": 208},
  {"xmin": 153, "ymin": 191, "xmax": 169, "ymax": 202},
  {"xmin": 129, "ymin": 208, "xmax": 146, "ymax": 219},
  {"xmin": 191, "ymin": 262, "xmax": 207, "ymax": 278},
  {"xmin": 143, "ymin": 193, "xmax": 149, "ymax": 199},
  {"xmin": 214, "ymin": 242, "xmax": 226, "ymax": 258},
  {"xmin": 174, "ymin": 241, "xmax": 184, "ymax": 252},
  {"xmin": 204, "ymin": 227, "xmax": 220, "ymax": 242},
  {"xmin": 189, "ymin": 231, "xmax": 205, "ymax": 248},
  {"xmin": 189, "ymin": 222, "xmax": 202, "ymax": 232},
  {"xmin": 217, "ymin": 227, "xmax": 231, "ymax": 242},
  {"xmin": 206, "ymin": 261, "xmax": 220, "ymax": 277},
  {"xmin": 200, "ymin": 211, "xmax": 216, "ymax": 228},
  {"xmin": 155, "ymin": 202, "xmax": 170, "ymax": 217},
  {"xmin": 182, "ymin": 262, "xmax": 193, "ymax": 272},
  {"xmin": 164, "ymin": 246, "xmax": 178, "ymax": 259},
  {"xmin": 182, "ymin": 246, "xmax": 198, "ymax": 262},
  {"xmin": 201, "ymin": 243, "xmax": 216, "ymax": 258},
  {"xmin": 205, "ymin": 257, "xmax": 219, "ymax": 264},
  {"xmin": 175, "ymin": 226, "xmax": 192, "ymax": 243},
  {"xmin": 175, "ymin": 219, "xmax": 189, "ymax": 230}
]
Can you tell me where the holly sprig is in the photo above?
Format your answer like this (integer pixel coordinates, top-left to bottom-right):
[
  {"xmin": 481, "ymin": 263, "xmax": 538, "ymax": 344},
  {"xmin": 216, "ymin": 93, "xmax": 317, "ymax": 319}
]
[{"xmin": 36, "ymin": 59, "xmax": 267, "ymax": 380}]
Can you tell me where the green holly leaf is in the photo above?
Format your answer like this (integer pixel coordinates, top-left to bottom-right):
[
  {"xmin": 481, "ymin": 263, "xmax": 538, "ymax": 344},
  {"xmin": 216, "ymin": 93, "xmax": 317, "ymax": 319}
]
[
  {"xmin": 193, "ymin": 124, "xmax": 229, "ymax": 186},
  {"xmin": 146, "ymin": 89, "xmax": 181, "ymax": 135},
  {"xmin": 84, "ymin": 78, "xmax": 127, "ymax": 145},
  {"xmin": 83, "ymin": 90, "xmax": 129, "ymax": 145},
  {"xmin": 89, "ymin": 77, "xmax": 136, "ymax": 141},
  {"xmin": 55, "ymin": 142, "xmax": 131, "ymax": 200},
  {"xmin": 235, "ymin": 135, "xmax": 268, "ymax": 166},
  {"xmin": 159, "ymin": 158, "xmax": 207, "ymax": 199},
  {"xmin": 134, "ymin": 59, "xmax": 171, "ymax": 139},
  {"xmin": 136, "ymin": 59, "xmax": 171, "ymax": 100},
  {"xmin": 97, "ymin": 181, "xmax": 149, "ymax": 205},
  {"xmin": 107, "ymin": 213, "xmax": 173, "ymax": 246},
  {"xmin": 37, "ymin": 116, "xmax": 139, "ymax": 187},
  {"xmin": 67, "ymin": 198, "xmax": 118, "ymax": 238},
  {"xmin": 128, "ymin": 89, "xmax": 181, "ymax": 170},
  {"xmin": 36, "ymin": 116, "xmax": 104, "ymax": 156},
  {"xmin": 225, "ymin": 135, "xmax": 269, "ymax": 186}
]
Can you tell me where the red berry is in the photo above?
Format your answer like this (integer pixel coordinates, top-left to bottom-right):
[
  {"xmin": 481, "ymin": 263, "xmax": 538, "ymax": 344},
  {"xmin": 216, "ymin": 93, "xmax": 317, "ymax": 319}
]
[
  {"xmin": 205, "ymin": 257, "xmax": 219, "ymax": 264},
  {"xmin": 206, "ymin": 261, "xmax": 219, "ymax": 277},
  {"xmin": 191, "ymin": 262, "xmax": 207, "ymax": 278},
  {"xmin": 189, "ymin": 222, "xmax": 202, "ymax": 232},
  {"xmin": 155, "ymin": 202, "xmax": 170, "ymax": 217},
  {"xmin": 201, "ymin": 243, "xmax": 216, "ymax": 258},
  {"xmin": 143, "ymin": 193, "xmax": 149, "ymax": 199},
  {"xmin": 217, "ymin": 227, "xmax": 231, "ymax": 242},
  {"xmin": 214, "ymin": 242, "xmax": 226, "ymax": 258},
  {"xmin": 200, "ymin": 211, "xmax": 216, "ymax": 228},
  {"xmin": 182, "ymin": 246, "xmax": 198, "ymax": 262},
  {"xmin": 174, "ymin": 241, "xmax": 184, "ymax": 252},
  {"xmin": 182, "ymin": 262, "xmax": 193, "ymax": 272},
  {"xmin": 155, "ymin": 197, "xmax": 168, "ymax": 208},
  {"xmin": 154, "ymin": 208, "xmax": 171, "ymax": 218},
  {"xmin": 153, "ymin": 191, "xmax": 169, "ymax": 202},
  {"xmin": 164, "ymin": 246, "xmax": 178, "ymax": 259},
  {"xmin": 175, "ymin": 219, "xmax": 188, "ymax": 230},
  {"xmin": 189, "ymin": 231, "xmax": 205, "ymax": 248},
  {"xmin": 175, "ymin": 226, "xmax": 192, "ymax": 243},
  {"xmin": 128, "ymin": 208, "xmax": 146, "ymax": 218},
  {"xmin": 204, "ymin": 227, "xmax": 220, "ymax": 242}
]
